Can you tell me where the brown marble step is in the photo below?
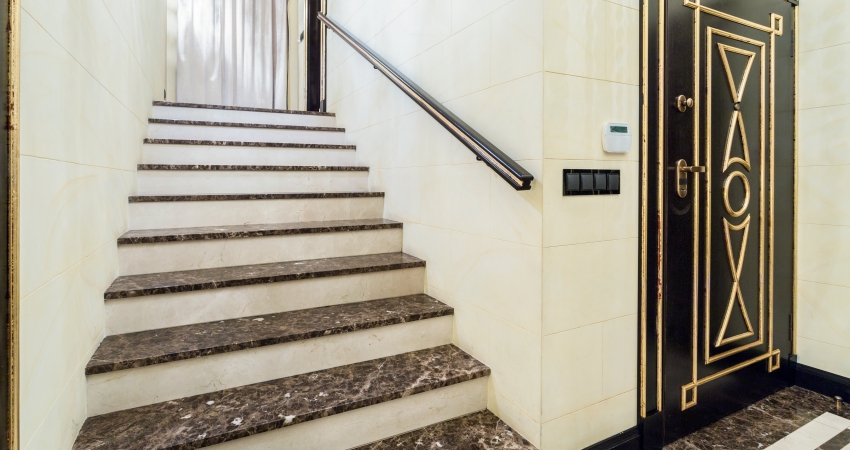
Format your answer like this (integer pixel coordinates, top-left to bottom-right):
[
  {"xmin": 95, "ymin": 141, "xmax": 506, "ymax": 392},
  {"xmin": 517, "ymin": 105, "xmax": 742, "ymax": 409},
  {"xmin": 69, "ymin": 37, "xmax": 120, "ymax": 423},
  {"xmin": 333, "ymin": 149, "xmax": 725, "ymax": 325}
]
[
  {"xmin": 118, "ymin": 219, "xmax": 402, "ymax": 245},
  {"xmin": 353, "ymin": 410, "xmax": 537, "ymax": 450},
  {"xmin": 136, "ymin": 164, "xmax": 367, "ymax": 171},
  {"xmin": 104, "ymin": 252, "xmax": 424, "ymax": 299},
  {"xmin": 128, "ymin": 191, "xmax": 384, "ymax": 203},
  {"xmin": 73, "ymin": 345, "xmax": 489, "ymax": 450},
  {"xmin": 143, "ymin": 138, "xmax": 356, "ymax": 150},
  {"xmin": 86, "ymin": 294, "xmax": 452, "ymax": 375},
  {"xmin": 149, "ymin": 118, "xmax": 345, "ymax": 132},
  {"xmin": 153, "ymin": 101, "xmax": 336, "ymax": 116}
]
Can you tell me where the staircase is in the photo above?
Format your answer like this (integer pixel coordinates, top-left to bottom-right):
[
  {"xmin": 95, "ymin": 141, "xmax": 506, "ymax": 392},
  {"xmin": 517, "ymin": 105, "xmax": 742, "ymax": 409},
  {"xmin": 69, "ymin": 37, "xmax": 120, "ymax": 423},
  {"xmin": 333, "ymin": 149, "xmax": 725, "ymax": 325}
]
[{"xmin": 72, "ymin": 102, "xmax": 536, "ymax": 449}]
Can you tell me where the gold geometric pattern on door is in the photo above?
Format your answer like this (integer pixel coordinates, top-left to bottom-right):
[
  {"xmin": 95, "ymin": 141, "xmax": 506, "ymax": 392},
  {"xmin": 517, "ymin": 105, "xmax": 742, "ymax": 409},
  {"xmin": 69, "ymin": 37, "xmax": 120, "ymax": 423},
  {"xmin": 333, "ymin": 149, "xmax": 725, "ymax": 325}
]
[
  {"xmin": 719, "ymin": 44, "xmax": 754, "ymax": 172},
  {"xmin": 716, "ymin": 215, "xmax": 754, "ymax": 347}
]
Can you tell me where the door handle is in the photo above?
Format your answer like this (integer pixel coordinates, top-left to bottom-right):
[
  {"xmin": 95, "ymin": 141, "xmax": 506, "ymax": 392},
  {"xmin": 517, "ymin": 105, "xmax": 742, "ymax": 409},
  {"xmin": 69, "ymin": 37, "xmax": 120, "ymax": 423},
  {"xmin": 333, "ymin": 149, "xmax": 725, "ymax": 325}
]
[{"xmin": 676, "ymin": 159, "xmax": 706, "ymax": 198}]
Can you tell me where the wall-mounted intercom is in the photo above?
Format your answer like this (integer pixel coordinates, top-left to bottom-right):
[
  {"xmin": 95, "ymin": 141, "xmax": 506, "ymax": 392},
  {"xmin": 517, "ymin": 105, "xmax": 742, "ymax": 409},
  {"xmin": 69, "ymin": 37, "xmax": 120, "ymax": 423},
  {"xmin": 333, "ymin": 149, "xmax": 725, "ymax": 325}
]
[{"xmin": 602, "ymin": 122, "xmax": 632, "ymax": 153}]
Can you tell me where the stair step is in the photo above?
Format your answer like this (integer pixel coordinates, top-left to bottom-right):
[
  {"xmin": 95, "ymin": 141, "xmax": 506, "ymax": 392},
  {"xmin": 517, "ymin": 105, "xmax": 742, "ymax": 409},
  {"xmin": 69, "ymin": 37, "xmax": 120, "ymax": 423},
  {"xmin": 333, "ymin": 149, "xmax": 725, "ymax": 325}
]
[
  {"xmin": 147, "ymin": 120, "xmax": 348, "ymax": 145},
  {"xmin": 128, "ymin": 191, "xmax": 383, "ymax": 203},
  {"xmin": 118, "ymin": 219, "xmax": 402, "ymax": 244},
  {"xmin": 87, "ymin": 294, "xmax": 452, "ymax": 375},
  {"xmin": 141, "ymin": 141, "xmax": 356, "ymax": 166},
  {"xmin": 73, "ymin": 345, "xmax": 490, "ymax": 450},
  {"xmin": 151, "ymin": 102, "xmax": 337, "ymax": 128},
  {"xmin": 104, "ymin": 252, "xmax": 425, "ymax": 299},
  {"xmin": 135, "ymin": 165, "xmax": 371, "ymax": 196},
  {"xmin": 143, "ymin": 138, "xmax": 355, "ymax": 150},
  {"xmin": 353, "ymin": 411, "xmax": 537, "ymax": 449}
]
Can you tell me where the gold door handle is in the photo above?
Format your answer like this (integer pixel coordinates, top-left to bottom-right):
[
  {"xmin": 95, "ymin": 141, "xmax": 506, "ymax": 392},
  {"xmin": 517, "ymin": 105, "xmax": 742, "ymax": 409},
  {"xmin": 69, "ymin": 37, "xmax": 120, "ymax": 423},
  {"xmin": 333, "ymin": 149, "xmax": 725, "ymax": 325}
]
[
  {"xmin": 676, "ymin": 95, "xmax": 694, "ymax": 112},
  {"xmin": 676, "ymin": 159, "xmax": 705, "ymax": 198}
]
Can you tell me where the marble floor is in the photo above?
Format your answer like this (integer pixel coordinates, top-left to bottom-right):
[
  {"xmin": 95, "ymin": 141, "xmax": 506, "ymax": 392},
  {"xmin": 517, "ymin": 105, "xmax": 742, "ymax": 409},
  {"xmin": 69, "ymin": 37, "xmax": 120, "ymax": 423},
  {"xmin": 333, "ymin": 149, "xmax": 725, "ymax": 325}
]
[{"xmin": 666, "ymin": 387, "xmax": 848, "ymax": 449}]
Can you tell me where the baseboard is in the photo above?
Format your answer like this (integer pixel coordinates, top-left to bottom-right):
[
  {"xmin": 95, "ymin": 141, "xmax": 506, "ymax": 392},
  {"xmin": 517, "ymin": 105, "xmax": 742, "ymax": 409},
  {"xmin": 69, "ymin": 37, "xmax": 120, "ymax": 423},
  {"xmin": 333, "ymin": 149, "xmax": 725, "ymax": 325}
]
[
  {"xmin": 583, "ymin": 427, "xmax": 641, "ymax": 450},
  {"xmin": 796, "ymin": 362, "xmax": 850, "ymax": 401}
]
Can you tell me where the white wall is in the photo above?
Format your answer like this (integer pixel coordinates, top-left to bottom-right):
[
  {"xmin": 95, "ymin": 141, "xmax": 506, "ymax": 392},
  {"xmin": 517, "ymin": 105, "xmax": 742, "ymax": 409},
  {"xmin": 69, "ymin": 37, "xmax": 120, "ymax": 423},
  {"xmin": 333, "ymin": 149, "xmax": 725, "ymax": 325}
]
[
  {"xmin": 326, "ymin": 0, "xmax": 544, "ymax": 444},
  {"xmin": 19, "ymin": 1, "xmax": 166, "ymax": 448},
  {"xmin": 797, "ymin": 1, "xmax": 850, "ymax": 380},
  {"xmin": 326, "ymin": 0, "xmax": 640, "ymax": 447}
]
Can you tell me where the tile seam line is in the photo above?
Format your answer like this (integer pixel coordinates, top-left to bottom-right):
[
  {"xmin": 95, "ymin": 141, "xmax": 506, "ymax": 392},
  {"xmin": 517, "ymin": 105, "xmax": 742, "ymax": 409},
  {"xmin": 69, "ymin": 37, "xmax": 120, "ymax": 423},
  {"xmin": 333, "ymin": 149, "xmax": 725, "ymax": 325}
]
[
  {"xmin": 542, "ymin": 70, "xmax": 640, "ymax": 87},
  {"xmin": 99, "ymin": 0, "xmax": 158, "ymax": 95},
  {"xmin": 21, "ymin": 8, "xmax": 151, "ymax": 126},
  {"xmin": 544, "ymin": 313, "xmax": 638, "ymax": 337},
  {"xmin": 21, "ymin": 154, "xmax": 136, "ymax": 173},
  {"xmin": 797, "ymin": 336, "xmax": 850, "ymax": 351},
  {"xmin": 798, "ymin": 222, "xmax": 850, "ymax": 229},
  {"xmin": 796, "ymin": 279, "xmax": 850, "ymax": 290},
  {"xmin": 21, "ymin": 238, "xmax": 119, "ymax": 302},
  {"xmin": 20, "ymin": 330, "xmax": 105, "ymax": 450},
  {"xmin": 491, "ymin": 389, "xmax": 543, "ymax": 432},
  {"xmin": 540, "ymin": 389, "xmax": 637, "ymax": 424},
  {"xmin": 398, "ymin": 221, "xmax": 545, "ymax": 250},
  {"xmin": 800, "ymin": 41, "xmax": 850, "ymax": 54}
]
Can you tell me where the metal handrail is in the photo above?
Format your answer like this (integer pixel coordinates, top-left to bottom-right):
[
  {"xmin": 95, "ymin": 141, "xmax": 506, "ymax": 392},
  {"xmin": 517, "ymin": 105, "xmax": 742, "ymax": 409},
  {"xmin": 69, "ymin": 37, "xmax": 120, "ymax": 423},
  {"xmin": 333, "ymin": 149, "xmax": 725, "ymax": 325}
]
[{"xmin": 318, "ymin": 12, "xmax": 534, "ymax": 191}]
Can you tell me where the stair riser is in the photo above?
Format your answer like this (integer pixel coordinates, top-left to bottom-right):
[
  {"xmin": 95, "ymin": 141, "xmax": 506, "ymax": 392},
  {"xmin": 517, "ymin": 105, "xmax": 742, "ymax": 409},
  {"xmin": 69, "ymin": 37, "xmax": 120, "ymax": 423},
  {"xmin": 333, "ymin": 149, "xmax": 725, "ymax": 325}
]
[
  {"xmin": 147, "ymin": 124, "xmax": 347, "ymax": 145},
  {"xmin": 128, "ymin": 197, "xmax": 385, "ymax": 229},
  {"xmin": 105, "ymin": 268, "xmax": 425, "ymax": 334},
  {"xmin": 118, "ymin": 229, "xmax": 403, "ymax": 276},
  {"xmin": 87, "ymin": 316, "xmax": 453, "ymax": 416},
  {"xmin": 209, "ymin": 378, "xmax": 487, "ymax": 450},
  {"xmin": 136, "ymin": 171, "xmax": 369, "ymax": 196},
  {"xmin": 152, "ymin": 106, "xmax": 337, "ymax": 127},
  {"xmin": 142, "ymin": 144, "xmax": 356, "ymax": 166}
]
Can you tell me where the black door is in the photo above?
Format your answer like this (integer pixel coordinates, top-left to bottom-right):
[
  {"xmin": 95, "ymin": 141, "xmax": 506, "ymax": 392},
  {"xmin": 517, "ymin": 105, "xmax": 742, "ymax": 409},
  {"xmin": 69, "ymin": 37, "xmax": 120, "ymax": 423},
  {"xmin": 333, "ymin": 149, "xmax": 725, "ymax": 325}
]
[{"xmin": 643, "ymin": 0, "xmax": 796, "ymax": 445}]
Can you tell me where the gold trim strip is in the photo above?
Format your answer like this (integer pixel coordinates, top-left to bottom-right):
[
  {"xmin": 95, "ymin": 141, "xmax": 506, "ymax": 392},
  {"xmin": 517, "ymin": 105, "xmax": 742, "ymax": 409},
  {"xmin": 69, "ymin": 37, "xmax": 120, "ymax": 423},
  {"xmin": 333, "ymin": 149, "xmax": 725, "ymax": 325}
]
[
  {"xmin": 682, "ymin": 349, "xmax": 781, "ymax": 410},
  {"xmin": 8, "ymin": 0, "xmax": 21, "ymax": 447},
  {"xmin": 685, "ymin": 0, "xmax": 782, "ymax": 35},
  {"xmin": 639, "ymin": 0, "xmax": 649, "ymax": 419},
  {"xmin": 792, "ymin": 5, "xmax": 799, "ymax": 356},
  {"xmin": 656, "ymin": 0, "xmax": 666, "ymax": 413}
]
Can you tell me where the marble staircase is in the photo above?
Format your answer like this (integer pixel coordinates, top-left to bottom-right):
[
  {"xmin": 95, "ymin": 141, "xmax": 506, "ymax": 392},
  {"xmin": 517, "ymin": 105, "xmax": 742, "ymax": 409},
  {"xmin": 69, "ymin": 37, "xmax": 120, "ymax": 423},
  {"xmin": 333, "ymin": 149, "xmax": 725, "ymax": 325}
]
[{"xmin": 71, "ymin": 102, "xmax": 536, "ymax": 449}]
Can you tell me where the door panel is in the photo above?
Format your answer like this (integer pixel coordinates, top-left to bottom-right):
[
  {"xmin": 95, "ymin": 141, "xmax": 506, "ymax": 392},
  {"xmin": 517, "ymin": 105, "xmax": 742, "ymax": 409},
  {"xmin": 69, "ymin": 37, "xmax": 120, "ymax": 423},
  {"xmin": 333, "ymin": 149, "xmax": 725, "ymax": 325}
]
[{"xmin": 642, "ymin": 0, "xmax": 796, "ymax": 445}]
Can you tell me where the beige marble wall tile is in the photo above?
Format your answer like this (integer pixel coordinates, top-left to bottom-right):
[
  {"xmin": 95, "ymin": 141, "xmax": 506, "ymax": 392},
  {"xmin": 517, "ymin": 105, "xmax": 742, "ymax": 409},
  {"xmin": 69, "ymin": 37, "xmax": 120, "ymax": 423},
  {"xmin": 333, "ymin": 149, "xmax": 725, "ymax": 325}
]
[
  {"xmin": 368, "ymin": 0, "xmax": 452, "ymax": 67},
  {"xmin": 541, "ymin": 390, "xmax": 637, "ymax": 450},
  {"xmin": 543, "ymin": 72, "xmax": 639, "ymax": 161},
  {"xmin": 489, "ymin": 316, "xmax": 542, "ymax": 422},
  {"xmin": 543, "ymin": 239, "xmax": 638, "ymax": 335},
  {"xmin": 338, "ymin": 0, "xmax": 418, "ymax": 50},
  {"xmin": 603, "ymin": 160, "xmax": 639, "ymax": 241},
  {"xmin": 491, "ymin": 0, "xmax": 543, "ymax": 86},
  {"xmin": 396, "ymin": 110, "xmax": 454, "ymax": 167},
  {"xmin": 542, "ymin": 324, "xmax": 604, "ymax": 421},
  {"xmin": 797, "ymin": 223, "xmax": 850, "ymax": 288},
  {"xmin": 799, "ymin": 165, "xmax": 850, "ymax": 227},
  {"xmin": 797, "ymin": 338, "xmax": 850, "ymax": 380},
  {"xmin": 543, "ymin": 0, "xmax": 606, "ymax": 79},
  {"xmin": 800, "ymin": 0, "xmax": 850, "ymax": 53},
  {"xmin": 403, "ymin": 223, "xmax": 454, "ymax": 294},
  {"xmin": 488, "ymin": 386, "xmax": 542, "ymax": 447},
  {"xmin": 543, "ymin": 159, "xmax": 604, "ymax": 247},
  {"xmin": 602, "ymin": 314, "xmax": 638, "ymax": 398},
  {"xmin": 381, "ymin": 166, "xmax": 424, "ymax": 223},
  {"xmin": 102, "ymin": 0, "xmax": 167, "ymax": 95},
  {"xmin": 797, "ymin": 281, "xmax": 850, "ymax": 349},
  {"xmin": 606, "ymin": 0, "xmax": 639, "ymax": 10},
  {"xmin": 421, "ymin": 164, "xmax": 491, "ymax": 236},
  {"xmin": 452, "ymin": 0, "xmax": 512, "ymax": 34},
  {"xmin": 489, "ymin": 160, "xmax": 543, "ymax": 246},
  {"xmin": 21, "ymin": 365, "xmax": 88, "ymax": 450},
  {"xmin": 799, "ymin": 104, "xmax": 850, "ymax": 167},
  {"xmin": 800, "ymin": 43, "xmax": 850, "ymax": 110},
  {"xmin": 604, "ymin": 2, "xmax": 639, "ymax": 86}
]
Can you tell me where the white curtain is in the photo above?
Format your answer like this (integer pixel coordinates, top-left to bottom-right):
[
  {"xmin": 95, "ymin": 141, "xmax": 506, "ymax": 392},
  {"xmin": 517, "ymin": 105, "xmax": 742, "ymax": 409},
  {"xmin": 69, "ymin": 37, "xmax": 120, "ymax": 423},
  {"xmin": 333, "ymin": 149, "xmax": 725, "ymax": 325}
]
[{"xmin": 177, "ymin": 0, "xmax": 289, "ymax": 109}]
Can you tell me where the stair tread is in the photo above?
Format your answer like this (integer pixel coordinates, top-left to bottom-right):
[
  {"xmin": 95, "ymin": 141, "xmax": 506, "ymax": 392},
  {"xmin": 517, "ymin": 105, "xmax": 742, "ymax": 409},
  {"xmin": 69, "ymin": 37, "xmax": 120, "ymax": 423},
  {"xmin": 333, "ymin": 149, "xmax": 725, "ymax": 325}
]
[
  {"xmin": 143, "ymin": 138, "xmax": 355, "ymax": 149},
  {"xmin": 153, "ymin": 101, "xmax": 336, "ymax": 116},
  {"xmin": 352, "ymin": 410, "xmax": 537, "ymax": 450},
  {"xmin": 149, "ymin": 118, "xmax": 344, "ymax": 132},
  {"xmin": 87, "ymin": 294, "xmax": 451, "ymax": 375},
  {"xmin": 104, "ymin": 252, "xmax": 424, "ymax": 299},
  {"xmin": 118, "ymin": 218, "xmax": 402, "ymax": 244},
  {"xmin": 128, "ymin": 191, "xmax": 384, "ymax": 202},
  {"xmin": 137, "ymin": 164, "xmax": 368, "ymax": 171},
  {"xmin": 73, "ymin": 345, "xmax": 489, "ymax": 450}
]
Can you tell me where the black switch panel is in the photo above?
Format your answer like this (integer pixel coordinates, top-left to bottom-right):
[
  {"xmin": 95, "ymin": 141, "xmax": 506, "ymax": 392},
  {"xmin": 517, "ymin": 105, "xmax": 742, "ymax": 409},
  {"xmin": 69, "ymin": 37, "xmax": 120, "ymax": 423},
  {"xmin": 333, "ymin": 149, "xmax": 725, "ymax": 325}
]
[{"xmin": 563, "ymin": 169, "xmax": 621, "ymax": 196}]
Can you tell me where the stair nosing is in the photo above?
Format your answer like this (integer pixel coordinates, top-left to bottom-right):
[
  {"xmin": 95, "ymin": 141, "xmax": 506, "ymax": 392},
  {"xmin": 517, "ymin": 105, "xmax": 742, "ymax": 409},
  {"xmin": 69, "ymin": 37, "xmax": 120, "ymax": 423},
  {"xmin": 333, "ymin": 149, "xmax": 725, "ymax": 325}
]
[
  {"xmin": 152, "ymin": 101, "xmax": 336, "ymax": 116},
  {"xmin": 136, "ymin": 164, "xmax": 369, "ymax": 172},
  {"xmin": 148, "ymin": 118, "xmax": 345, "ymax": 133},
  {"xmin": 73, "ymin": 345, "xmax": 489, "ymax": 450},
  {"xmin": 143, "ymin": 138, "xmax": 356, "ymax": 150},
  {"xmin": 117, "ymin": 219, "xmax": 403, "ymax": 244},
  {"xmin": 86, "ymin": 294, "xmax": 452, "ymax": 375},
  {"xmin": 104, "ymin": 252, "xmax": 424, "ymax": 299},
  {"xmin": 128, "ymin": 192, "xmax": 384, "ymax": 203}
]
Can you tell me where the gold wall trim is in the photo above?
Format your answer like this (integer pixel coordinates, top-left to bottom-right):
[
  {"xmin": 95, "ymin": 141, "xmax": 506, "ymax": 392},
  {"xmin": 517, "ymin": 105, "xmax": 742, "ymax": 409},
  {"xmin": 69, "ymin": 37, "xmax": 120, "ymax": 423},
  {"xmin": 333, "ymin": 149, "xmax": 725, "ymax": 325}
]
[
  {"xmin": 656, "ymin": 0, "xmax": 666, "ymax": 414},
  {"xmin": 7, "ymin": 0, "xmax": 20, "ymax": 447},
  {"xmin": 639, "ymin": 0, "xmax": 649, "ymax": 419},
  {"xmin": 792, "ymin": 5, "xmax": 798, "ymax": 357}
]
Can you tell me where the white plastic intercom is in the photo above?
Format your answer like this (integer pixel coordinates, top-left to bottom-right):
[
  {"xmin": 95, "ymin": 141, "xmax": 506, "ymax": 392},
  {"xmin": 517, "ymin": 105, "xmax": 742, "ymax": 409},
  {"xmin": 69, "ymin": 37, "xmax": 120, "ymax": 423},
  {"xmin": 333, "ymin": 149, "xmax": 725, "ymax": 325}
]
[{"xmin": 602, "ymin": 122, "xmax": 632, "ymax": 153}]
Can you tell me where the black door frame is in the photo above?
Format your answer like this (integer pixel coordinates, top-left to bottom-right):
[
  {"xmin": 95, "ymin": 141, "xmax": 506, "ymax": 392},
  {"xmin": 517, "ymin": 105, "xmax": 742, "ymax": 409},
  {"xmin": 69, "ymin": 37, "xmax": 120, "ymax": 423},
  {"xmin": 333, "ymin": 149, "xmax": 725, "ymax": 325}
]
[{"xmin": 638, "ymin": 0, "xmax": 798, "ymax": 447}]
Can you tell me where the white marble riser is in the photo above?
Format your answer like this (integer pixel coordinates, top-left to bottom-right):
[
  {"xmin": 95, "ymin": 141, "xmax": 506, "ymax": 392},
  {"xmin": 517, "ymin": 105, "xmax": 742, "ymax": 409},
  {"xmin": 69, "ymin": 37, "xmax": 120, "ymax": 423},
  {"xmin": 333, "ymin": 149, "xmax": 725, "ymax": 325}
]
[
  {"xmin": 118, "ymin": 228, "xmax": 403, "ymax": 276},
  {"xmin": 147, "ymin": 123, "xmax": 348, "ymax": 145},
  {"xmin": 135, "ymin": 170, "xmax": 369, "ymax": 196},
  {"xmin": 141, "ymin": 144, "xmax": 357, "ymax": 166},
  {"xmin": 151, "ymin": 106, "xmax": 338, "ymax": 128},
  {"xmin": 87, "ymin": 316, "xmax": 454, "ymax": 416},
  {"xmin": 105, "ymin": 268, "xmax": 425, "ymax": 334},
  {"xmin": 211, "ymin": 377, "xmax": 487, "ymax": 450},
  {"xmin": 128, "ymin": 197, "xmax": 385, "ymax": 230}
]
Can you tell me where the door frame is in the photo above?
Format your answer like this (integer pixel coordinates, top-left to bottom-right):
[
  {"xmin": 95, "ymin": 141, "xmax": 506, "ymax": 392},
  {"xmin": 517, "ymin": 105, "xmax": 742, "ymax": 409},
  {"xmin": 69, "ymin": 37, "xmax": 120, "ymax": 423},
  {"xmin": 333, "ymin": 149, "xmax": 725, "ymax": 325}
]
[{"xmin": 637, "ymin": 0, "xmax": 799, "ymax": 446}]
